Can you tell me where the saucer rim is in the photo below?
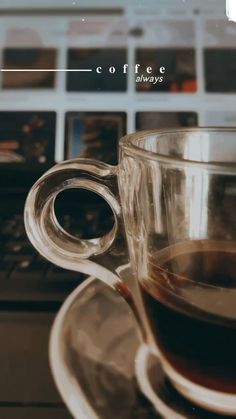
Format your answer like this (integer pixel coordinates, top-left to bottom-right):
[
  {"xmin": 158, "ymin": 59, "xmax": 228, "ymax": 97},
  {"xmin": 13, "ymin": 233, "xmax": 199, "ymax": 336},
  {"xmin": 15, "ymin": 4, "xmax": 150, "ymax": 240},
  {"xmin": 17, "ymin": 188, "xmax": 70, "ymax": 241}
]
[
  {"xmin": 49, "ymin": 275, "xmax": 99, "ymax": 419},
  {"xmin": 49, "ymin": 273, "xmax": 236, "ymax": 419},
  {"xmin": 135, "ymin": 344, "xmax": 185, "ymax": 419}
]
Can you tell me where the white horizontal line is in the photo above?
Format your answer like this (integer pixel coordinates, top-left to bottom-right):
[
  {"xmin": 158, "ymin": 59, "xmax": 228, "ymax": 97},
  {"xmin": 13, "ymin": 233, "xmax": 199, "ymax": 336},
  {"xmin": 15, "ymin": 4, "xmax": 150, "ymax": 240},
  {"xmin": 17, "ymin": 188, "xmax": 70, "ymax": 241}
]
[{"xmin": 0, "ymin": 69, "xmax": 93, "ymax": 72}]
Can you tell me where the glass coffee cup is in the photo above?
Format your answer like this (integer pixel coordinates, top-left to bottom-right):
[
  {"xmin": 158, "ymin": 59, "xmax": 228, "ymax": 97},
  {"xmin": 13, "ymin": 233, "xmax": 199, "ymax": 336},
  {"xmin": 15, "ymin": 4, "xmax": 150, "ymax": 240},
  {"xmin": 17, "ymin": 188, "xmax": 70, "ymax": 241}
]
[{"xmin": 24, "ymin": 128, "xmax": 236, "ymax": 415}]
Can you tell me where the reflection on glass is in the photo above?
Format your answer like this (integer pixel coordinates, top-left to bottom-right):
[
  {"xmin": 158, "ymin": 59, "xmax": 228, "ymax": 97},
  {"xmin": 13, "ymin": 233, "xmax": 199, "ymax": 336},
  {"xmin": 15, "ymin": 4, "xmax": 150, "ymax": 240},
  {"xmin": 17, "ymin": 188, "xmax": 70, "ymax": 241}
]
[
  {"xmin": 204, "ymin": 49, "xmax": 236, "ymax": 93},
  {"xmin": 2, "ymin": 48, "xmax": 57, "ymax": 89},
  {"xmin": 0, "ymin": 112, "xmax": 56, "ymax": 164},
  {"xmin": 184, "ymin": 136, "xmax": 210, "ymax": 238},
  {"xmin": 135, "ymin": 48, "xmax": 197, "ymax": 92},
  {"xmin": 65, "ymin": 112, "xmax": 126, "ymax": 165},
  {"xmin": 66, "ymin": 48, "xmax": 127, "ymax": 92},
  {"xmin": 136, "ymin": 112, "xmax": 198, "ymax": 129}
]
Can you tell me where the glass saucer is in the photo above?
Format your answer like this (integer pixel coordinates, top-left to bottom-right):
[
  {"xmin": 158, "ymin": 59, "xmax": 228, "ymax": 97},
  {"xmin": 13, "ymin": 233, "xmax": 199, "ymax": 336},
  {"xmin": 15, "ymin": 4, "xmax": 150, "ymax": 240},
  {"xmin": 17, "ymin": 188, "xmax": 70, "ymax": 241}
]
[{"xmin": 49, "ymin": 266, "xmax": 234, "ymax": 419}]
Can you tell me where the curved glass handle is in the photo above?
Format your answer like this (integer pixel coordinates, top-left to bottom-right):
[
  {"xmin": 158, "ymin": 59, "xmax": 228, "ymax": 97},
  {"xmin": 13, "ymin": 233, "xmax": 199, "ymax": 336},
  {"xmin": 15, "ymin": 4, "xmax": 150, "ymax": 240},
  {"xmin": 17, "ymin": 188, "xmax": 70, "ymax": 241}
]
[
  {"xmin": 24, "ymin": 159, "xmax": 128, "ymax": 287},
  {"xmin": 24, "ymin": 158, "xmax": 146, "ymax": 340}
]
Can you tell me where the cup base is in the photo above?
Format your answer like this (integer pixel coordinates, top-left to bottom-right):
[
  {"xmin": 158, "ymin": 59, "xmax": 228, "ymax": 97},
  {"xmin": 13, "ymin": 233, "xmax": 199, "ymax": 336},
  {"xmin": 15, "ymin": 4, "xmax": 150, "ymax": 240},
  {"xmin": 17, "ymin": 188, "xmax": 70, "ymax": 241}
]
[{"xmin": 135, "ymin": 344, "xmax": 236, "ymax": 417}]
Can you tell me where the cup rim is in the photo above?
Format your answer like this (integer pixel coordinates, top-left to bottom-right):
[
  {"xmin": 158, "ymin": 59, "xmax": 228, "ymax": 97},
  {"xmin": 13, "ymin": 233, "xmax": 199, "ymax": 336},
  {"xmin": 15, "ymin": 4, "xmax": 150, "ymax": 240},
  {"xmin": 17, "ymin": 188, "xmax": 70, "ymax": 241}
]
[{"xmin": 119, "ymin": 127, "xmax": 236, "ymax": 172}]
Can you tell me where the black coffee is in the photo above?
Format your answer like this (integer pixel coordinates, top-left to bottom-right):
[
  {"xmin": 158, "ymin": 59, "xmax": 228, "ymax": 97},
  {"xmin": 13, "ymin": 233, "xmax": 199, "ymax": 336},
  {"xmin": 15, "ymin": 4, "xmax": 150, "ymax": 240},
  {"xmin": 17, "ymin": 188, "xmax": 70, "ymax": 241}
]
[{"xmin": 139, "ymin": 241, "xmax": 236, "ymax": 393}]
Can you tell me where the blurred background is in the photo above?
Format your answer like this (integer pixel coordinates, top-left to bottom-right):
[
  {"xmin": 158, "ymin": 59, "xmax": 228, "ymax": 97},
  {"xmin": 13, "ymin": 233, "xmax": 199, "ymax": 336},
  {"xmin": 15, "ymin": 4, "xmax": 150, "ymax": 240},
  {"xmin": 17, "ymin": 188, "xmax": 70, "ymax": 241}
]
[{"xmin": 0, "ymin": 0, "xmax": 234, "ymax": 418}]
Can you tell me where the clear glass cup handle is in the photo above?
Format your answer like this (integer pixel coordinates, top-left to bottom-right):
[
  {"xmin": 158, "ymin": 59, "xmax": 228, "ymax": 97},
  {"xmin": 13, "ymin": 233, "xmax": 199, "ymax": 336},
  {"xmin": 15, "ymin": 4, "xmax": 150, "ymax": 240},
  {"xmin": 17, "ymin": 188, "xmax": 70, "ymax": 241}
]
[
  {"xmin": 24, "ymin": 159, "xmax": 127, "ymax": 288},
  {"xmin": 24, "ymin": 158, "xmax": 146, "ymax": 338}
]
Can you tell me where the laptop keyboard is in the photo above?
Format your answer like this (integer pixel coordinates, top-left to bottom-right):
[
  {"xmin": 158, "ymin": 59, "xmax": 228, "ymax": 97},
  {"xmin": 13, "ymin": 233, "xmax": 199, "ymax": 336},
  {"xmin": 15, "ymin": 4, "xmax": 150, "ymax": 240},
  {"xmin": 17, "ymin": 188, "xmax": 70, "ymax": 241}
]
[{"xmin": 0, "ymin": 213, "xmax": 87, "ymax": 305}]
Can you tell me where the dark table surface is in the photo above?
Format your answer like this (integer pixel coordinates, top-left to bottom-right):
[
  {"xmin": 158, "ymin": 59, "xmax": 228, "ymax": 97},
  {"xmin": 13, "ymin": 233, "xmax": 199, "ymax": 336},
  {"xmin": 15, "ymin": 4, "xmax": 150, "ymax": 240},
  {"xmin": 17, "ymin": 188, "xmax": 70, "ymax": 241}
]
[{"xmin": 0, "ymin": 310, "xmax": 72, "ymax": 419}]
